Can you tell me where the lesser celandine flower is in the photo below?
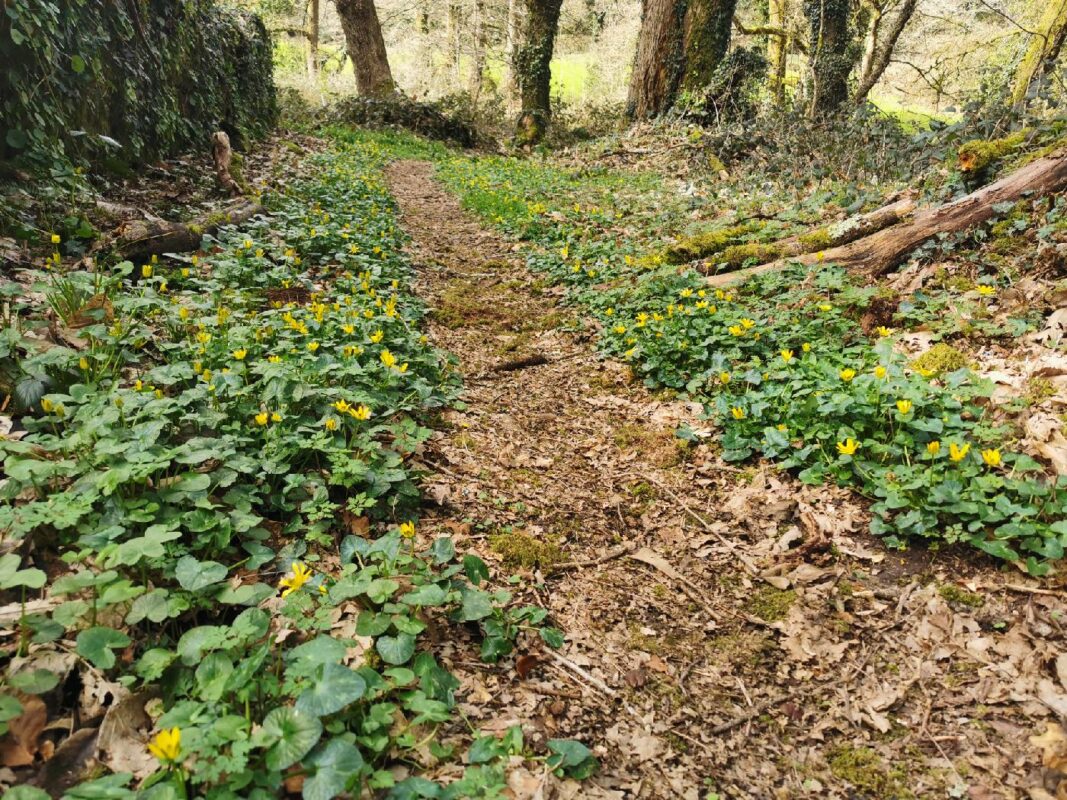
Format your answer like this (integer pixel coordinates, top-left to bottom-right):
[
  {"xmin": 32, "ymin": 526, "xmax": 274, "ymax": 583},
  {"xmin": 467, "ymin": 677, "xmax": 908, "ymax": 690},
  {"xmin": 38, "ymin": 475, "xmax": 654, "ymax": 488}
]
[
  {"xmin": 307, "ymin": 342, "xmax": 320, "ymax": 353},
  {"xmin": 324, "ymin": 417, "xmax": 339, "ymax": 431},
  {"xmin": 728, "ymin": 325, "xmax": 743, "ymax": 336},
  {"xmin": 719, "ymin": 372, "xmax": 731, "ymax": 384},
  {"xmin": 148, "ymin": 727, "xmax": 182, "ymax": 763},
  {"xmin": 927, "ymin": 441, "xmax": 941, "ymax": 456},
  {"xmin": 837, "ymin": 438, "xmax": 859, "ymax": 455},
  {"xmin": 233, "ymin": 349, "xmax": 247, "ymax": 360},
  {"xmin": 254, "ymin": 412, "xmax": 269, "ymax": 426},
  {"xmin": 819, "ymin": 304, "xmax": 832, "ymax": 312},
  {"xmin": 781, "ymin": 349, "xmax": 794, "ymax": 363},
  {"xmin": 982, "ymin": 448, "xmax": 1001, "ymax": 467},
  {"xmin": 876, "ymin": 326, "xmax": 893, "ymax": 337},
  {"xmin": 740, "ymin": 318, "xmax": 755, "ymax": 329},
  {"xmin": 977, "ymin": 285, "xmax": 996, "ymax": 297},
  {"xmin": 142, "ymin": 264, "xmax": 153, "ymax": 278},
  {"xmin": 41, "ymin": 398, "xmax": 54, "ymax": 413},
  {"xmin": 279, "ymin": 562, "xmax": 312, "ymax": 597},
  {"xmin": 270, "ymin": 412, "xmax": 282, "ymax": 423},
  {"xmin": 51, "ymin": 234, "xmax": 61, "ymax": 245},
  {"xmin": 399, "ymin": 521, "xmax": 416, "ymax": 538},
  {"xmin": 333, "ymin": 399, "xmax": 350, "ymax": 414},
  {"xmin": 380, "ymin": 349, "xmax": 397, "ymax": 368},
  {"xmin": 896, "ymin": 399, "xmax": 913, "ymax": 415},
  {"xmin": 874, "ymin": 366, "xmax": 887, "ymax": 379},
  {"xmin": 839, "ymin": 368, "xmax": 856, "ymax": 382},
  {"xmin": 730, "ymin": 407, "xmax": 745, "ymax": 420},
  {"xmin": 802, "ymin": 342, "xmax": 811, "ymax": 353},
  {"xmin": 370, "ymin": 330, "xmax": 384, "ymax": 343},
  {"xmin": 949, "ymin": 442, "xmax": 970, "ymax": 462},
  {"xmin": 350, "ymin": 405, "xmax": 371, "ymax": 420}
]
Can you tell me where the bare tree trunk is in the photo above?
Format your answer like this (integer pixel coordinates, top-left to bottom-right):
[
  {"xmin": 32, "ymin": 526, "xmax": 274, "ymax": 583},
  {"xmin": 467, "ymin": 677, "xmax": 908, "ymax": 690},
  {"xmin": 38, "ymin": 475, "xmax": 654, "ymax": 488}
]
[
  {"xmin": 627, "ymin": 0, "xmax": 738, "ymax": 119},
  {"xmin": 305, "ymin": 0, "xmax": 320, "ymax": 79},
  {"xmin": 805, "ymin": 0, "xmax": 858, "ymax": 115},
  {"xmin": 468, "ymin": 0, "xmax": 487, "ymax": 100},
  {"xmin": 514, "ymin": 0, "xmax": 563, "ymax": 145},
  {"xmin": 854, "ymin": 0, "xmax": 917, "ymax": 104},
  {"xmin": 447, "ymin": 2, "xmax": 462, "ymax": 85},
  {"xmin": 706, "ymin": 147, "xmax": 1067, "ymax": 286},
  {"xmin": 334, "ymin": 0, "xmax": 395, "ymax": 98},
  {"xmin": 767, "ymin": 0, "xmax": 789, "ymax": 104},
  {"xmin": 503, "ymin": 0, "xmax": 523, "ymax": 107},
  {"xmin": 1012, "ymin": 0, "xmax": 1067, "ymax": 106}
]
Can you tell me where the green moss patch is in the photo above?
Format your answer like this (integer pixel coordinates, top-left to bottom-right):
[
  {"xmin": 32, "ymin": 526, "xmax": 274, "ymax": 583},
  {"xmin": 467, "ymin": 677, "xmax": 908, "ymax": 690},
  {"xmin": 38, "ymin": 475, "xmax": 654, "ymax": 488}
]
[
  {"xmin": 745, "ymin": 585, "xmax": 796, "ymax": 621},
  {"xmin": 489, "ymin": 530, "xmax": 565, "ymax": 569},
  {"xmin": 663, "ymin": 222, "xmax": 765, "ymax": 264}
]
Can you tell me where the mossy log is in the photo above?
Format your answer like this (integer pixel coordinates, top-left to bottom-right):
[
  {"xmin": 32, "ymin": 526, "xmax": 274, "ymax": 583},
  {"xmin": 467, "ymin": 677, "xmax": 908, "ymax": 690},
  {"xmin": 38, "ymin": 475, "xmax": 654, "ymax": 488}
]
[
  {"xmin": 957, "ymin": 129, "xmax": 1031, "ymax": 173},
  {"xmin": 114, "ymin": 200, "xmax": 262, "ymax": 262},
  {"xmin": 707, "ymin": 147, "xmax": 1067, "ymax": 286},
  {"xmin": 695, "ymin": 194, "xmax": 916, "ymax": 273}
]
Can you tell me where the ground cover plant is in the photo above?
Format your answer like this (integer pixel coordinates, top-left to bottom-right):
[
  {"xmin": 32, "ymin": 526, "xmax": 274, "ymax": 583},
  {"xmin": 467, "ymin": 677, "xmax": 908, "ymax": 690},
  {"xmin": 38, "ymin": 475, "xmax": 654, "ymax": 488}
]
[{"xmin": 0, "ymin": 137, "xmax": 590, "ymax": 799}]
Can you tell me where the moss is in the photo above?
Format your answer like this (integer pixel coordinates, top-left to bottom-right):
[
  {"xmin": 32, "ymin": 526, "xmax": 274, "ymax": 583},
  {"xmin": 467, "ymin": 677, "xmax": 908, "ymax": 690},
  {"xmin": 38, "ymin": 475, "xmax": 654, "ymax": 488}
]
[
  {"xmin": 828, "ymin": 745, "xmax": 913, "ymax": 799},
  {"xmin": 744, "ymin": 585, "xmax": 796, "ymax": 621},
  {"xmin": 797, "ymin": 226, "xmax": 833, "ymax": 250},
  {"xmin": 910, "ymin": 343, "xmax": 970, "ymax": 376},
  {"xmin": 938, "ymin": 583, "xmax": 985, "ymax": 609},
  {"xmin": 663, "ymin": 221, "xmax": 764, "ymax": 265},
  {"xmin": 1024, "ymin": 377, "xmax": 1057, "ymax": 406},
  {"xmin": 706, "ymin": 630, "xmax": 776, "ymax": 668},
  {"xmin": 489, "ymin": 530, "xmax": 564, "ymax": 569},
  {"xmin": 957, "ymin": 129, "xmax": 1031, "ymax": 173},
  {"xmin": 714, "ymin": 242, "xmax": 783, "ymax": 270}
]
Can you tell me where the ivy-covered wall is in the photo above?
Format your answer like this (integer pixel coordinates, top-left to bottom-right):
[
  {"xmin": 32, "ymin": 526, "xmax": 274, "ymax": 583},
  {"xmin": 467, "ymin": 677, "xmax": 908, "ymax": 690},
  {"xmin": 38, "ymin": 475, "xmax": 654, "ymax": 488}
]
[{"xmin": 0, "ymin": 0, "xmax": 277, "ymax": 173}]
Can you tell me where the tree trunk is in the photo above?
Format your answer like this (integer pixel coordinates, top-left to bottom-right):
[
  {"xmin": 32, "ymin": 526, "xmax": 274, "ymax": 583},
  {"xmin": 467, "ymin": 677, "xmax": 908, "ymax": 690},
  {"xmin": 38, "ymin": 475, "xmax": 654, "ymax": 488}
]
[
  {"xmin": 627, "ymin": 0, "xmax": 738, "ymax": 119},
  {"xmin": 1012, "ymin": 0, "xmax": 1067, "ymax": 107},
  {"xmin": 514, "ymin": 0, "xmax": 563, "ymax": 145},
  {"xmin": 503, "ymin": 0, "xmax": 524, "ymax": 108},
  {"xmin": 334, "ymin": 0, "xmax": 395, "ymax": 98},
  {"xmin": 767, "ymin": 0, "xmax": 789, "ymax": 104},
  {"xmin": 305, "ymin": 0, "xmax": 320, "ymax": 79},
  {"xmin": 853, "ymin": 0, "xmax": 917, "ymax": 104},
  {"xmin": 706, "ymin": 148, "xmax": 1067, "ymax": 286},
  {"xmin": 805, "ymin": 0, "xmax": 857, "ymax": 115},
  {"xmin": 468, "ymin": 0, "xmax": 487, "ymax": 100}
]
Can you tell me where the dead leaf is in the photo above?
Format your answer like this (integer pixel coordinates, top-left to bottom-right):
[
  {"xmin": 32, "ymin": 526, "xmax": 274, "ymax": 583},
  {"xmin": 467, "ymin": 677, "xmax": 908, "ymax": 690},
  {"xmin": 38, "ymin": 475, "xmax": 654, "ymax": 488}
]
[
  {"xmin": 0, "ymin": 694, "xmax": 46, "ymax": 767},
  {"xmin": 96, "ymin": 689, "xmax": 160, "ymax": 779},
  {"xmin": 1031, "ymin": 722, "xmax": 1067, "ymax": 772},
  {"xmin": 515, "ymin": 654, "xmax": 539, "ymax": 680}
]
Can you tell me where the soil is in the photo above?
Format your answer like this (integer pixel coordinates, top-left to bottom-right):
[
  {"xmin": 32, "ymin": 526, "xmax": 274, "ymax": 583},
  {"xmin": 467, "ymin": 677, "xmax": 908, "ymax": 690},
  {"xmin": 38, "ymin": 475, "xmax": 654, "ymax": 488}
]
[{"xmin": 386, "ymin": 160, "xmax": 1067, "ymax": 800}]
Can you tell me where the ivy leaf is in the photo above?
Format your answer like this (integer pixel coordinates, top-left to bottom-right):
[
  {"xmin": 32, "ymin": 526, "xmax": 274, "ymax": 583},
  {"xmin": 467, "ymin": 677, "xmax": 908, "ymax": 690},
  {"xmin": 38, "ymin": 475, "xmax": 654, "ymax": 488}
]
[
  {"xmin": 547, "ymin": 739, "xmax": 598, "ymax": 779},
  {"xmin": 261, "ymin": 706, "xmax": 323, "ymax": 771},
  {"xmin": 376, "ymin": 633, "xmax": 416, "ymax": 665},
  {"xmin": 175, "ymin": 556, "xmax": 228, "ymax": 592},
  {"xmin": 76, "ymin": 627, "xmax": 131, "ymax": 670},
  {"xmin": 302, "ymin": 738, "xmax": 365, "ymax": 800},
  {"xmin": 295, "ymin": 663, "xmax": 367, "ymax": 717}
]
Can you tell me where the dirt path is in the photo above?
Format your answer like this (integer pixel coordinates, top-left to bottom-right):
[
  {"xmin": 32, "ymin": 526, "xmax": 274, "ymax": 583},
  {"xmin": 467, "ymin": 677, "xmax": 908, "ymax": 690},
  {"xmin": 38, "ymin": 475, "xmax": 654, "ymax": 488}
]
[{"xmin": 385, "ymin": 161, "xmax": 1066, "ymax": 800}]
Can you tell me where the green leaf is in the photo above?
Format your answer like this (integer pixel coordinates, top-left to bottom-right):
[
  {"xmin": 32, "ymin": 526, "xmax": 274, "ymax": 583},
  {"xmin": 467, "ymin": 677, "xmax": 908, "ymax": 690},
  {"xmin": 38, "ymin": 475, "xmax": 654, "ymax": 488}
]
[
  {"xmin": 76, "ymin": 627, "xmax": 131, "ymax": 670},
  {"xmin": 458, "ymin": 588, "xmax": 493, "ymax": 622},
  {"xmin": 5, "ymin": 787, "xmax": 52, "ymax": 800},
  {"xmin": 261, "ymin": 706, "xmax": 323, "ymax": 771},
  {"xmin": 175, "ymin": 556, "xmax": 227, "ymax": 592},
  {"xmin": 295, "ymin": 663, "xmax": 367, "ymax": 717},
  {"xmin": 9, "ymin": 669, "xmax": 60, "ymax": 695},
  {"xmin": 376, "ymin": 633, "xmax": 416, "ymax": 665},
  {"xmin": 463, "ymin": 554, "xmax": 490, "ymax": 585},
  {"xmin": 195, "ymin": 653, "xmax": 234, "ymax": 703},
  {"xmin": 539, "ymin": 627, "xmax": 565, "ymax": 649},
  {"xmin": 71, "ymin": 54, "xmax": 86, "ymax": 73},
  {"xmin": 302, "ymin": 738, "xmax": 365, "ymax": 800},
  {"xmin": 547, "ymin": 739, "xmax": 598, "ymax": 779},
  {"xmin": 0, "ymin": 553, "xmax": 46, "ymax": 590},
  {"xmin": 400, "ymin": 583, "xmax": 447, "ymax": 607}
]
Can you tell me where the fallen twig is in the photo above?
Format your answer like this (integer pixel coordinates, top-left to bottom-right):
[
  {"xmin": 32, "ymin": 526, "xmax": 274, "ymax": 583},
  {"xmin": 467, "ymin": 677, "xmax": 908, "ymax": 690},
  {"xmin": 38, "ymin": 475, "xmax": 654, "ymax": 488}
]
[
  {"xmin": 551, "ymin": 542, "xmax": 635, "ymax": 571},
  {"xmin": 491, "ymin": 354, "xmax": 549, "ymax": 372},
  {"xmin": 709, "ymin": 693, "xmax": 793, "ymax": 734},
  {"xmin": 543, "ymin": 648, "xmax": 617, "ymax": 697}
]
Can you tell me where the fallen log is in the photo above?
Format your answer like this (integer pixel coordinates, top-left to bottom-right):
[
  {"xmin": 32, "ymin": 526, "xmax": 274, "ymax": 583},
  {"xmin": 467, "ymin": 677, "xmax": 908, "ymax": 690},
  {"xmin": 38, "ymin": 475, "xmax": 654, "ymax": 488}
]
[
  {"xmin": 707, "ymin": 146, "xmax": 1067, "ymax": 287},
  {"xmin": 699, "ymin": 193, "xmax": 917, "ymax": 274},
  {"xmin": 212, "ymin": 131, "xmax": 241, "ymax": 196},
  {"xmin": 114, "ymin": 199, "xmax": 262, "ymax": 262}
]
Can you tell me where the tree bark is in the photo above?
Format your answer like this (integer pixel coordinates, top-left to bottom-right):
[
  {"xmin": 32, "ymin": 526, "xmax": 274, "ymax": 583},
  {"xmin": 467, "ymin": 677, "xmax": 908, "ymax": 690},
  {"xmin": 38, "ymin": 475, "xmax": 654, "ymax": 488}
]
[
  {"xmin": 627, "ymin": 0, "xmax": 738, "ymax": 119},
  {"xmin": 305, "ymin": 0, "xmax": 320, "ymax": 79},
  {"xmin": 446, "ymin": 2, "xmax": 462, "ymax": 84},
  {"xmin": 468, "ymin": 0, "xmax": 487, "ymax": 100},
  {"xmin": 805, "ymin": 0, "xmax": 858, "ymax": 115},
  {"xmin": 334, "ymin": 0, "xmax": 395, "ymax": 98},
  {"xmin": 503, "ymin": 0, "xmax": 524, "ymax": 108},
  {"xmin": 1011, "ymin": 0, "xmax": 1067, "ymax": 107},
  {"xmin": 853, "ymin": 0, "xmax": 917, "ymax": 104},
  {"xmin": 115, "ymin": 201, "xmax": 263, "ymax": 262},
  {"xmin": 514, "ymin": 0, "xmax": 563, "ymax": 145},
  {"xmin": 706, "ymin": 148, "xmax": 1067, "ymax": 286},
  {"xmin": 211, "ymin": 131, "xmax": 240, "ymax": 196},
  {"xmin": 767, "ymin": 0, "xmax": 789, "ymax": 104}
]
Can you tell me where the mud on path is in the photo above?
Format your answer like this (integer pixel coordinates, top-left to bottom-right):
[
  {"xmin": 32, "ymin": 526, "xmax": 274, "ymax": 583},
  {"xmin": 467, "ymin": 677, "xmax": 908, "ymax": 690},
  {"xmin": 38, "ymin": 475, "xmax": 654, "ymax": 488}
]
[{"xmin": 385, "ymin": 160, "xmax": 1067, "ymax": 799}]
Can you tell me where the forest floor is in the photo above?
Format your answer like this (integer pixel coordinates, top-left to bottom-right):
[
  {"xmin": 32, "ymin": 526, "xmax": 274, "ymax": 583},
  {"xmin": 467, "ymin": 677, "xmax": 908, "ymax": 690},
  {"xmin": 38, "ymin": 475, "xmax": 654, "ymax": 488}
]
[{"xmin": 383, "ymin": 159, "xmax": 1066, "ymax": 799}]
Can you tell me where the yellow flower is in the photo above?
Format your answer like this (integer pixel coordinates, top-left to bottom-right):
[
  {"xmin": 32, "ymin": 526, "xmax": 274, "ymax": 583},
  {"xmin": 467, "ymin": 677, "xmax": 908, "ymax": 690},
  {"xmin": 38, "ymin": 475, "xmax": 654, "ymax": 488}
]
[
  {"xmin": 837, "ymin": 438, "xmax": 859, "ymax": 456},
  {"xmin": 981, "ymin": 448, "xmax": 1001, "ymax": 467},
  {"xmin": 802, "ymin": 342, "xmax": 811, "ymax": 353},
  {"xmin": 342, "ymin": 324, "xmax": 355, "ymax": 335},
  {"xmin": 179, "ymin": 307, "xmax": 190, "ymax": 321},
  {"xmin": 876, "ymin": 326, "xmax": 892, "ymax": 337},
  {"xmin": 308, "ymin": 342, "xmax": 320, "ymax": 353},
  {"xmin": 874, "ymin": 366, "xmax": 887, "ymax": 379},
  {"xmin": 740, "ymin": 318, "xmax": 755, "ymax": 329},
  {"xmin": 350, "ymin": 405, "xmax": 371, "ymax": 420},
  {"xmin": 370, "ymin": 329, "xmax": 384, "ymax": 343},
  {"xmin": 839, "ymin": 368, "xmax": 856, "ymax": 382},
  {"xmin": 254, "ymin": 412, "xmax": 269, "ymax": 426},
  {"xmin": 613, "ymin": 325, "xmax": 626, "ymax": 335},
  {"xmin": 730, "ymin": 407, "xmax": 745, "ymax": 420},
  {"xmin": 271, "ymin": 412, "xmax": 282, "ymax": 423},
  {"xmin": 41, "ymin": 398, "xmax": 54, "ymax": 413},
  {"xmin": 233, "ymin": 349, "xmax": 247, "ymax": 360},
  {"xmin": 78, "ymin": 356, "xmax": 89, "ymax": 371},
  {"xmin": 51, "ymin": 234, "xmax": 61, "ymax": 245},
  {"xmin": 279, "ymin": 562, "xmax": 312, "ymax": 597},
  {"xmin": 719, "ymin": 372, "xmax": 731, "ymax": 384},
  {"xmin": 680, "ymin": 288, "xmax": 693, "ymax": 298},
  {"xmin": 977, "ymin": 285, "xmax": 996, "ymax": 297},
  {"xmin": 728, "ymin": 325, "xmax": 743, "ymax": 336},
  {"xmin": 268, "ymin": 355, "xmax": 281, "ymax": 363},
  {"xmin": 927, "ymin": 441, "xmax": 941, "ymax": 456},
  {"xmin": 324, "ymin": 417, "xmax": 339, "ymax": 431},
  {"xmin": 142, "ymin": 264, "xmax": 153, "ymax": 278},
  {"xmin": 380, "ymin": 349, "xmax": 397, "ymax": 368},
  {"xmin": 333, "ymin": 399, "xmax": 351, "ymax": 414},
  {"xmin": 949, "ymin": 442, "xmax": 970, "ymax": 462},
  {"xmin": 154, "ymin": 389, "xmax": 163, "ymax": 399},
  {"xmin": 819, "ymin": 304, "xmax": 832, "ymax": 312},
  {"xmin": 896, "ymin": 399, "xmax": 913, "ymax": 415},
  {"xmin": 148, "ymin": 727, "xmax": 182, "ymax": 763},
  {"xmin": 780, "ymin": 349, "xmax": 794, "ymax": 363},
  {"xmin": 399, "ymin": 521, "xmax": 416, "ymax": 538},
  {"xmin": 776, "ymin": 424, "xmax": 787, "ymax": 432}
]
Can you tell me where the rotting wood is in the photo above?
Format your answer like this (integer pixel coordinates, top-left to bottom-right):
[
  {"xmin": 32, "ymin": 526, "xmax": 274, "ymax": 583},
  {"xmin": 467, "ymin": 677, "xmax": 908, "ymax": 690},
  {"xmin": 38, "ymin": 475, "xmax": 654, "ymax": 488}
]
[
  {"xmin": 114, "ymin": 200, "xmax": 262, "ymax": 262},
  {"xmin": 212, "ymin": 131, "xmax": 240, "ymax": 196},
  {"xmin": 491, "ymin": 353, "xmax": 549, "ymax": 372},
  {"xmin": 707, "ymin": 147, "xmax": 1067, "ymax": 285}
]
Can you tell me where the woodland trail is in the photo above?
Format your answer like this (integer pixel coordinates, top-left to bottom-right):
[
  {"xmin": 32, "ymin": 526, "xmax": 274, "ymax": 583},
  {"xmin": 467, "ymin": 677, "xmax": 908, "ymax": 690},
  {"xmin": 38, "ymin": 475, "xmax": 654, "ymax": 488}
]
[{"xmin": 385, "ymin": 161, "xmax": 1063, "ymax": 799}]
